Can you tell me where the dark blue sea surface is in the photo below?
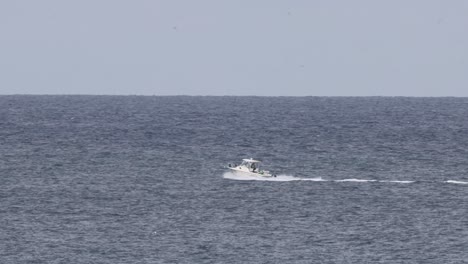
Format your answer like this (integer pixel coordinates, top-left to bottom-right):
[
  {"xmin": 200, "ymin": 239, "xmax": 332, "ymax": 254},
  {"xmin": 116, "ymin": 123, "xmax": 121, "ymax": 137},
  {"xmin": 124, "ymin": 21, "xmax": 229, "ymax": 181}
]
[{"xmin": 1, "ymin": 95, "xmax": 468, "ymax": 263}]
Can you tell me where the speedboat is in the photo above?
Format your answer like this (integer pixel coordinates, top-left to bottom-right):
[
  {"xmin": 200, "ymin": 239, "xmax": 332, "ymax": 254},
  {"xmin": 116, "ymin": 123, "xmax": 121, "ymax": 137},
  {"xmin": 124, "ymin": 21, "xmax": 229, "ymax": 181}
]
[{"xmin": 226, "ymin": 158, "xmax": 276, "ymax": 177}]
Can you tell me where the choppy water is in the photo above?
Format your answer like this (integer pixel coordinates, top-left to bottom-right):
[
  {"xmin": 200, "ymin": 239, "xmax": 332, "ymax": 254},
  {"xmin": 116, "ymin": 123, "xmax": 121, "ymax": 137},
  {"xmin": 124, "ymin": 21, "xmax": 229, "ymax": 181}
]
[{"xmin": 1, "ymin": 95, "xmax": 467, "ymax": 263}]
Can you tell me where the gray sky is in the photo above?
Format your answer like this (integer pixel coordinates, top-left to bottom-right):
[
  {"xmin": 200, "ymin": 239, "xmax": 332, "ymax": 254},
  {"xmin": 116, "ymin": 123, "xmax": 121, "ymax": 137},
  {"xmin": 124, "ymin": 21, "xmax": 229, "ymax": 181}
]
[{"xmin": 1, "ymin": 0, "xmax": 467, "ymax": 96}]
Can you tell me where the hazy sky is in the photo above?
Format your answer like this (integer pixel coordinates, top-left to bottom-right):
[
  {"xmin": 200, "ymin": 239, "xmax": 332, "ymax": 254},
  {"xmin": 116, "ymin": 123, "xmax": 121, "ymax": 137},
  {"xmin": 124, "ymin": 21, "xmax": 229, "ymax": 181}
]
[{"xmin": 1, "ymin": 1, "xmax": 467, "ymax": 96}]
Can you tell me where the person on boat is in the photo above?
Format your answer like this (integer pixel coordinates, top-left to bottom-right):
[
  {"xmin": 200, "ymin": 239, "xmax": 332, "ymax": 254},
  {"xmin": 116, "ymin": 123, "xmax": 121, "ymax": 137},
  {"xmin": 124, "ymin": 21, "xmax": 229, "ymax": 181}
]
[{"xmin": 251, "ymin": 163, "xmax": 256, "ymax": 172}]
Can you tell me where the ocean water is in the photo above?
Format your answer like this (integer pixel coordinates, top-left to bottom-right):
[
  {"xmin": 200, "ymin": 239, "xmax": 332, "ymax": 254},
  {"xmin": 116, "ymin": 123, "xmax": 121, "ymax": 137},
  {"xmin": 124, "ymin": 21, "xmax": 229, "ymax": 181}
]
[{"xmin": 1, "ymin": 95, "xmax": 467, "ymax": 263}]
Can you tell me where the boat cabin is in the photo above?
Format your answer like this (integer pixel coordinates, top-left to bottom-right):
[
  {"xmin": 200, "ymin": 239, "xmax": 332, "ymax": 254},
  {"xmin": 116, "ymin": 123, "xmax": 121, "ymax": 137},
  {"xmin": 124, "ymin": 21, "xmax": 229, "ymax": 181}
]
[
  {"xmin": 240, "ymin": 158, "xmax": 261, "ymax": 172},
  {"xmin": 227, "ymin": 158, "xmax": 275, "ymax": 177}
]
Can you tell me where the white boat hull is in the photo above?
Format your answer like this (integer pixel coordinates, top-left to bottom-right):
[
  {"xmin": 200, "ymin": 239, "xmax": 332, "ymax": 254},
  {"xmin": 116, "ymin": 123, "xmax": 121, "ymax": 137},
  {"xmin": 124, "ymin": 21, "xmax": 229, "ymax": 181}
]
[{"xmin": 228, "ymin": 167, "xmax": 274, "ymax": 178}]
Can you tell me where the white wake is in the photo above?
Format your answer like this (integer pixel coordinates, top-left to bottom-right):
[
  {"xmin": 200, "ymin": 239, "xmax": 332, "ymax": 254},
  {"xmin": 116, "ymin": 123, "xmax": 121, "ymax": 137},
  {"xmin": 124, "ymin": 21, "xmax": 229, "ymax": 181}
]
[
  {"xmin": 223, "ymin": 172, "xmax": 414, "ymax": 183},
  {"xmin": 446, "ymin": 180, "xmax": 468, "ymax": 185},
  {"xmin": 335, "ymin": 179, "xmax": 377, "ymax": 183},
  {"xmin": 222, "ymin": 172, "xmax": 325, "ymax": 182},
  {"xmin": 379, "ymin": 180, "xmax": 415, "ymax": 183},
  {"xmin": 222, "ymin": 172, "xmax": 468, "ymax": 186}
]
